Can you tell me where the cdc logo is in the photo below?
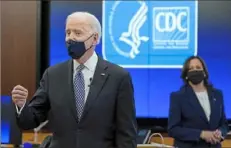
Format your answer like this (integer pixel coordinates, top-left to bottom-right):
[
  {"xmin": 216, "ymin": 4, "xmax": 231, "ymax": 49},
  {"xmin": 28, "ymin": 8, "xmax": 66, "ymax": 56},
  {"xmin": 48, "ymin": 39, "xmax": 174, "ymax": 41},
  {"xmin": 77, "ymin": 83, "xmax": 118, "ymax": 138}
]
[
  {"xmin": 153, "ymin": 7, "xmax": 190, "ymax": 50},
  {"xmin": 154, "ymin": 8, "xmax": 188, "ymax": 32},
  {"xmin": 103, "ymin": 1, "xmax": 198, "ymax": 68}
]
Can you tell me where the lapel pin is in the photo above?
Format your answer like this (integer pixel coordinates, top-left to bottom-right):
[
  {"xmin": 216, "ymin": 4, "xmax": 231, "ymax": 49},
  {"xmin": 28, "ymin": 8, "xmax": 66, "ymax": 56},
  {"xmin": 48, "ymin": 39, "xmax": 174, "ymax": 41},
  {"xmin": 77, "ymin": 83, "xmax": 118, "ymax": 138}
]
[
  {"xmin": 101, "ymin": 73, "xmax": 105, "ymax": 76},
  {"xmin": 213, "ymin": 98, "xmax": 216, "ymax": 101}
]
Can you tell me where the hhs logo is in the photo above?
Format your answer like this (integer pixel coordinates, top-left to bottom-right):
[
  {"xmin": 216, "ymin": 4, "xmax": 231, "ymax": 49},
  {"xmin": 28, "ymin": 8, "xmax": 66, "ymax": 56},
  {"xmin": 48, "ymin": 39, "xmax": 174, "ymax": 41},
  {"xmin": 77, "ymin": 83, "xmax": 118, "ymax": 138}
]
[{"xmin": 103, "ymin": 1, "xmax": 198, "ymax": 68}]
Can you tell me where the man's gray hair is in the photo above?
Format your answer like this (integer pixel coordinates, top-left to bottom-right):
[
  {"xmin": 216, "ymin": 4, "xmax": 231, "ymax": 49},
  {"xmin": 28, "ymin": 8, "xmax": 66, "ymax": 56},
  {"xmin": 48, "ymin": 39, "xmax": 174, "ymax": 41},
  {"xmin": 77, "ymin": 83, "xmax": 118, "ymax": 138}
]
[{"xmin": 67, "ymin": 12, "xmax": 102, "ymax": 44}]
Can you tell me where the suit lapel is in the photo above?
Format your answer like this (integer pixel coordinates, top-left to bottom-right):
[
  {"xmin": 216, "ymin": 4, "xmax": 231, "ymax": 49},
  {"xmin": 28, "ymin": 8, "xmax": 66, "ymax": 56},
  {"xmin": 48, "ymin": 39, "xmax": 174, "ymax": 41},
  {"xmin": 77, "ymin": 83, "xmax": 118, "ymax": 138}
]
[
  {"xmin": 207, "ymin": 87, "xmax": 218, "ymax": 126},
  {"xmin": 186, "ymin": 86, "xmax": 209, "ymax": 124},
  {"xmin": 66, "ymin": 60, "xmax": 79, "ymax": 122},
  {"xmin": 80, "ymin": 58, "xmax": 109, "ymax": 121}
]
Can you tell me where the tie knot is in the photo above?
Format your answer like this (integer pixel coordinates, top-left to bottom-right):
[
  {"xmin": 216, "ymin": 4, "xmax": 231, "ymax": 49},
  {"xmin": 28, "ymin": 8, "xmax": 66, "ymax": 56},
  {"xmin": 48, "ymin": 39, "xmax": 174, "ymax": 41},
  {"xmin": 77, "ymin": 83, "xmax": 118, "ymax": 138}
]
[{"xmin": 76, "ymin": 64, "xmax": 85, "ymax": 72}]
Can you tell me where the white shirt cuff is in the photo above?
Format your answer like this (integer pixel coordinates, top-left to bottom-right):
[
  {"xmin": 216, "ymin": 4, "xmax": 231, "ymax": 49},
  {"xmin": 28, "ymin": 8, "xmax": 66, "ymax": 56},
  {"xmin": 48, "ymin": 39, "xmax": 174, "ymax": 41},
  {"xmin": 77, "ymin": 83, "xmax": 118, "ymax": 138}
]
[{"xmin": 15, "ymin": 102, "xmax": 26, "ymax": 114}]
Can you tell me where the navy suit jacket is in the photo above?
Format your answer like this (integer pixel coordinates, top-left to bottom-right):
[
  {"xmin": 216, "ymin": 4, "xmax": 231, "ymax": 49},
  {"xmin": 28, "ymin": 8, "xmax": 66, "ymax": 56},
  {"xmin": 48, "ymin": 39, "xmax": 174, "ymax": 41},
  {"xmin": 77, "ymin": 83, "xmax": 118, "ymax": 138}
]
[
  {"xmin": 168, "ymin": 85, "xmax": 229, "ymax": 148},
  {"xmin": 16, "ymin": 58, "xmax": 137, "ymax": 148}
]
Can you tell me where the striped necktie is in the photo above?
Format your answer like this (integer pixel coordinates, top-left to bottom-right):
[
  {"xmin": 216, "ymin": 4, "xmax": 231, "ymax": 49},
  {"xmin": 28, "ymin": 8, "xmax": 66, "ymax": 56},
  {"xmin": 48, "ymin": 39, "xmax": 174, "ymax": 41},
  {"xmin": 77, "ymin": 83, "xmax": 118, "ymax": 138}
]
[{"xmin": 73, "ymin": 64, "xmax": 85, "ymax": 120}]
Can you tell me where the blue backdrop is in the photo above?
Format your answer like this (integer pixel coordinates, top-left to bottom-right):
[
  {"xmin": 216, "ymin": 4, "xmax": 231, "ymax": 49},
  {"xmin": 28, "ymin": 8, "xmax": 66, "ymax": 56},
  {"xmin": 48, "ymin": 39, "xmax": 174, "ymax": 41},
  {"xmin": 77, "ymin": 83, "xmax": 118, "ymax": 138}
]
[
  {"xmin": 1, "ymin": 96, "xmax": 11, "ymax": 143},
  {"xmin": 49, "ymin": 1, "xmax": 231, "ymax": 119}
]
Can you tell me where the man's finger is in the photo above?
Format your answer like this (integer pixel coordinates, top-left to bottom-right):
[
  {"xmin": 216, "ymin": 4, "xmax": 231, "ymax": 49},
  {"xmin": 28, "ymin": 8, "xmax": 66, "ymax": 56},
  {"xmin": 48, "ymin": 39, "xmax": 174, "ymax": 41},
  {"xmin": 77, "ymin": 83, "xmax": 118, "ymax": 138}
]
[
  {"xmin": 15, "ymin": 99, "xmax": 26, "ymax": 103},
  {"xmin": 12, "ymin": 90, "xmax": 27, "ymax": 97},
  {"xmin": 13, "ymin": 98, "xmax": 26, "ymax": 103},
  {"xmin": 12, "ymin": 94, "xmax": 26, "ymax": 100},
  {"xmin": 13, "ymin": 85, "xmax": 28, "ymax": 92}
]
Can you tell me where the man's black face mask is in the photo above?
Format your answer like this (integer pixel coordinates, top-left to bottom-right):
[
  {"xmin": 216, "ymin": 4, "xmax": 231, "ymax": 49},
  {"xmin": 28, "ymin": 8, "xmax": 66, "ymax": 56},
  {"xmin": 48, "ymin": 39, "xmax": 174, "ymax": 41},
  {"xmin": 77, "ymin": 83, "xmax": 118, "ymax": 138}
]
[{"xmin": 66, "ymin": 34, "xmax": 94, "ymax": 59}]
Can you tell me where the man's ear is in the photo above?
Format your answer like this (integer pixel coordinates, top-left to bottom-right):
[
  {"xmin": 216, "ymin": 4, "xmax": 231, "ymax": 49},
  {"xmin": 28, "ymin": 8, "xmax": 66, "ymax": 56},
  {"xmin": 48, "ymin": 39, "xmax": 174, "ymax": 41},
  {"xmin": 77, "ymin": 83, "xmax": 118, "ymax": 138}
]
[{"xmin": 93, "ymin": 33, "xmax": 99, "ymax": 45}]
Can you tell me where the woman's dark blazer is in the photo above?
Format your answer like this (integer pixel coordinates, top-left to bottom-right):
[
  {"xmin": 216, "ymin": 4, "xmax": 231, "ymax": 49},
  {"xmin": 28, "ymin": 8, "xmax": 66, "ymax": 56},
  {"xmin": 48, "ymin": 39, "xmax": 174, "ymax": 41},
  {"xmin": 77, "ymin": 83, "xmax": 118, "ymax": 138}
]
[{"xmin": 168, "ymin": 85, "xmax": 229, "ymax": 148}]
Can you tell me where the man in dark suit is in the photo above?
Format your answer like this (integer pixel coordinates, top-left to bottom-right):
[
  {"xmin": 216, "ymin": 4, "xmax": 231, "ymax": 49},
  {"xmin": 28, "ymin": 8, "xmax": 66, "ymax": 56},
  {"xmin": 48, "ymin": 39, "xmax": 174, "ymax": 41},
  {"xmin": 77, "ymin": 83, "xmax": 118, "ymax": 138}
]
[{"xmin": 11, "ymin": 12, "xmax": 137, "ymax": 148}]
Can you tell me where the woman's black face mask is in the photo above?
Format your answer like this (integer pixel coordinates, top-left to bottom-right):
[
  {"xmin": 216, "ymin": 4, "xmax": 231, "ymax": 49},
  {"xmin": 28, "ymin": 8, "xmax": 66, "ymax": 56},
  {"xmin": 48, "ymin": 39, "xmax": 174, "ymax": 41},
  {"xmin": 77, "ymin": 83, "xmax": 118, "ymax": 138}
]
[{"xmin": 187, "ymin": 70, "xmax": 205, "ymax": 85}]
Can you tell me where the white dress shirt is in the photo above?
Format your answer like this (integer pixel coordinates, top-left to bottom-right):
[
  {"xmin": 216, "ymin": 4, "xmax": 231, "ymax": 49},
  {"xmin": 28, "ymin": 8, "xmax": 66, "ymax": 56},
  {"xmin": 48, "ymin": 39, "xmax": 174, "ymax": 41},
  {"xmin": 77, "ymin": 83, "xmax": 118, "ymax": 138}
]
[
  {"xmin": 195, "ymin": 91, "xmax": 211, "ymax": 121},
  {"xmin": 73, "ymin": 52, "xmax": 98, "ymax": 102},
  {"xmin": 16, "ymin": 52, "xmax": 98, "ymax": 114}
]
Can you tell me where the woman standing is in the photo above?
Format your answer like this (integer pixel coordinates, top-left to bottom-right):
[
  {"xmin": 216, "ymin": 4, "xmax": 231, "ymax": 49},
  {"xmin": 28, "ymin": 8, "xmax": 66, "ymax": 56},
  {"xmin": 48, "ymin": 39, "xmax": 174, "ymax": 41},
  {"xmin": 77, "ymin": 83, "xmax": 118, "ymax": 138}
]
[{"xmin": 168, "ymin": 56, "xmax": 229, "ymax": 148}]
